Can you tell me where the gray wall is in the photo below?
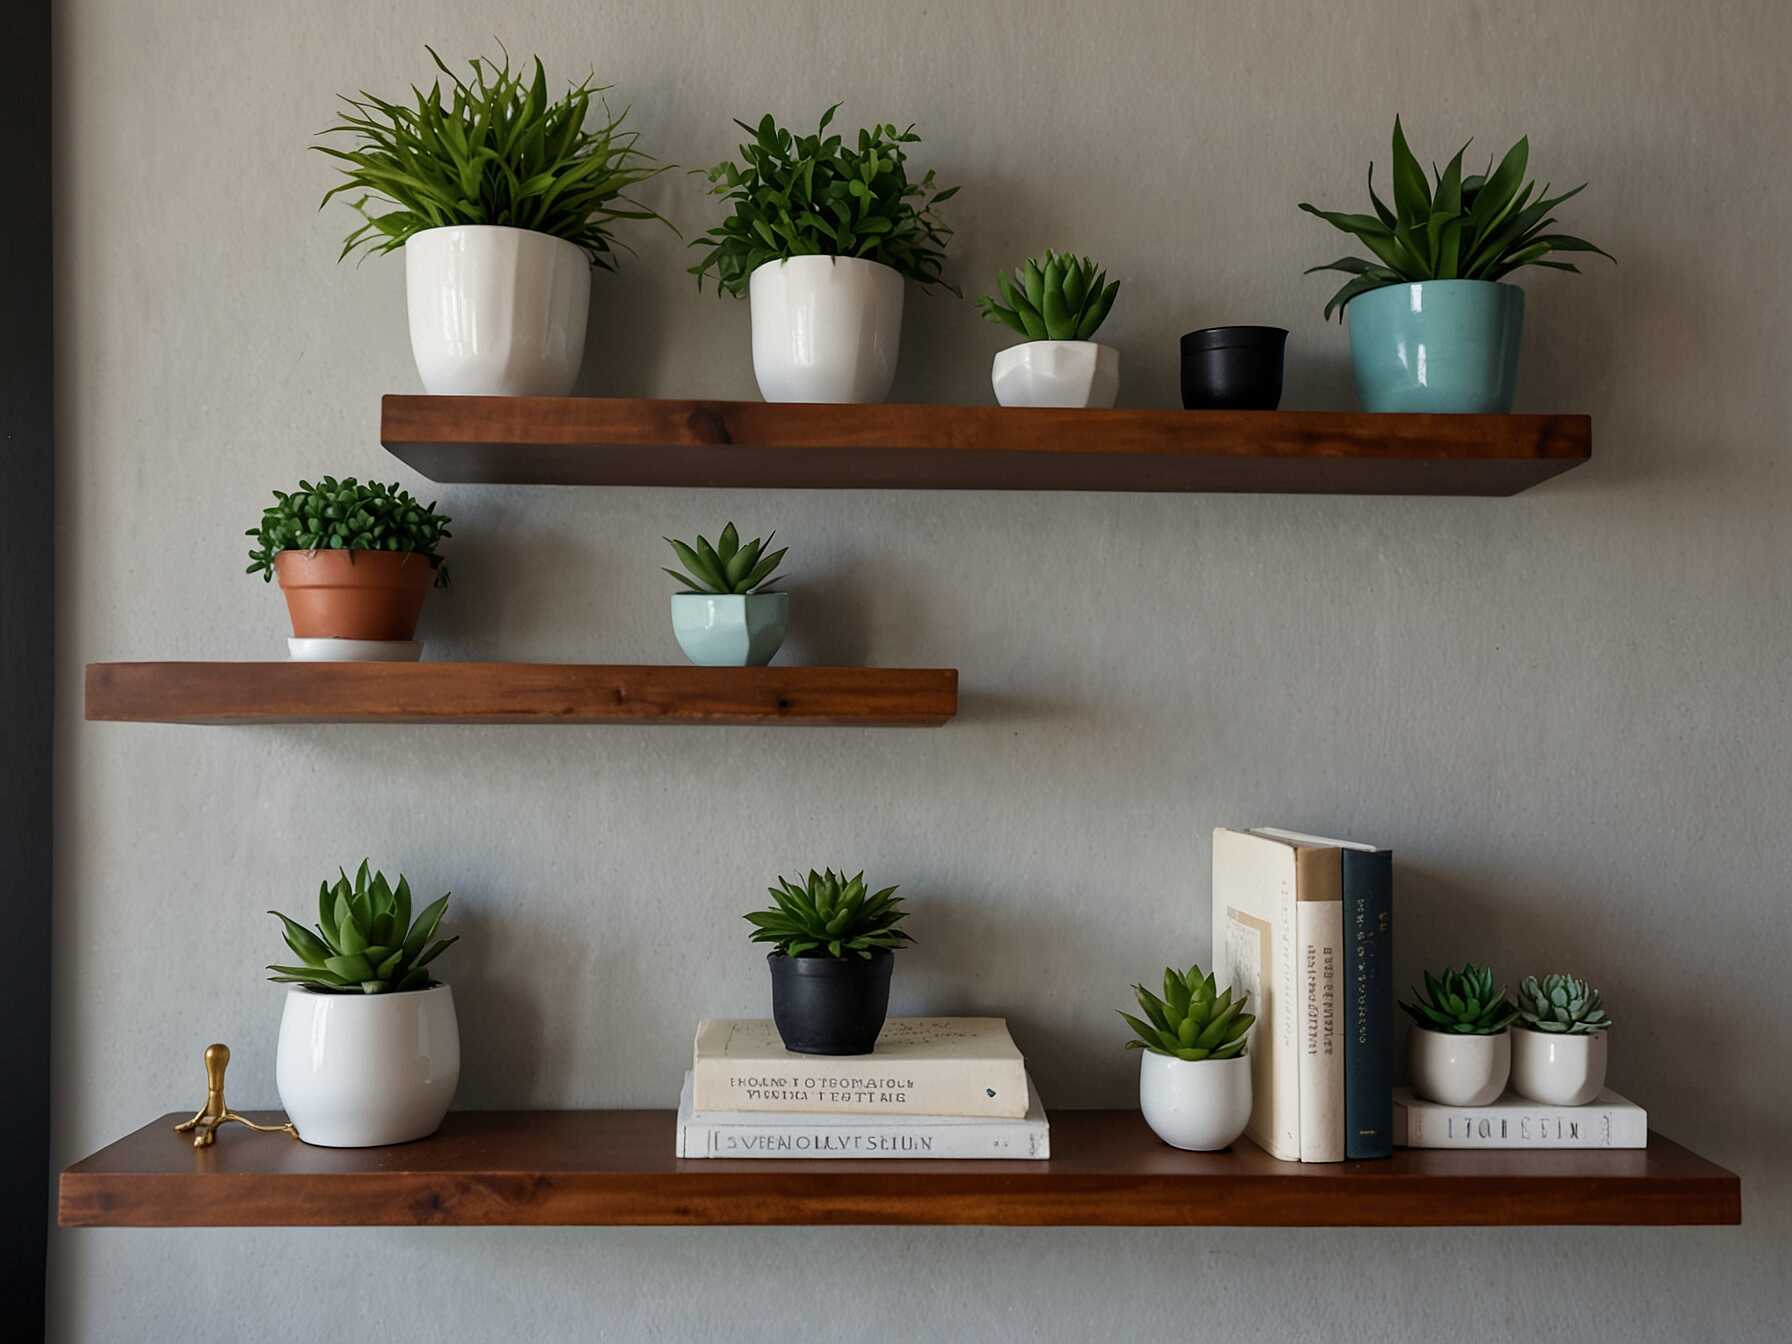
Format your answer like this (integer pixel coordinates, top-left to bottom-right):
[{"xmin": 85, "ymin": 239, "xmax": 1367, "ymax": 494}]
[{"xmin": 51, "ymin": 1, "xmax": 1788, "ymax": 1340}]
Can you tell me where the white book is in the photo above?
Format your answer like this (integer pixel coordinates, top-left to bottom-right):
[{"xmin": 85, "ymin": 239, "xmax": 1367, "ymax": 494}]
[
  {"xmin": 1293, "ymin": 888, "xmax": 1344, "ymax": 1162},
  {"xmin": 675, "ymin": 1072, "xmax": 1050, "ymax": 1159},
  {"xmin": 692, "ymin": 1017, "xmax": 1030, "ymax": 1118},
  {"xmin": 1393, "ymin": 1087, "xmax": 1648, "ymax": 1149}
]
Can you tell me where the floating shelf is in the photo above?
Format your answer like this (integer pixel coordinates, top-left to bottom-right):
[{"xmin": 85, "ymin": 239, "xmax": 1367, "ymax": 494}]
[
  {"xmin": 380, "ymin": 396, "xmax": 1590, "ymax": 496},
  {"xmin": 84, "ymin": 663, "xmax": 957, "ymax": 727},
  {"xmin": 60, "ymin": 1110, "xmax": 1737, "ymax": 1228}
]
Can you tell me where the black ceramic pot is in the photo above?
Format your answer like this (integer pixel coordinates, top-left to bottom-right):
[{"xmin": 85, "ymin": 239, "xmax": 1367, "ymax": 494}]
[
  {"xmin": 1180, "ymin": 326, "xmax": 1288, "ymax": 410},
  {"xmin": 768, "ymin": 949, "xmax": 894, "ymax": 1055}
]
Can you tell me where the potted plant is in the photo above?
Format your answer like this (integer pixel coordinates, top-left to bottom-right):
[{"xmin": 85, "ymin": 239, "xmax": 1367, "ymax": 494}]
[
  {"xmin": 744, "ymin": 869, "xmax": 912, "ymax": 1055},
  {"xmin": 977, "ymin": 250, "xmax": 1120, "ymax": 408},
  {"xmin": 247, "ymin": 476, "xmax": 450, "ymax": 660},
  {"xmin": 266, "ymin": 862, "xmax": 460, "ymax": 1147},
  {"xmin": 690, "ymin": 105, "xmax": 959, "ymax": 403},
  {"xmin": 317, "ymin": 49, "xmax": 672, "ymax": 396},
  {"xmin": 663, "ymin": 523, "xmax": 789, "ymax": 666},
  {"xmin": 1510, "ymin": 973, "xmax": 1612, "ymax": 1105},
  {"xmin": 1401, "ymin": 963, "xmax": 1518, "ymax": 1105},
  {"xmin": 1300, "ymin": 117, "xmax": 1613, "ymax": 412},
  {"xmin": 1121, "ymin": 964, "xmax": 1254, "ymax": 1151}
]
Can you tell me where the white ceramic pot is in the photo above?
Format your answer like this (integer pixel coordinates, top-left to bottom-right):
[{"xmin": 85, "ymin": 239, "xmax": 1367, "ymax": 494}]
[
  {"xmin": 990, "ymin": 340, "xmax": 1120, "ymax": 408},
  {"xmin": 749, "ymin": 255, "xmax": 904, "ymax": 403},
  {"xmin": 287, "ymin": 638, "xmax": 422, "ymax": 662},
  {"xmin": 275, "ymin": 984, "xmax": 460, "ymax": 1147},
  {"xmin": 1138, "ymin": 1051, "xmax": 1252, "ymax": 1151},
  {"xmin": 1510, "ymin": 1028, "xmax": 1608, "ymax": 1106},
  {"xmin": 1409, "ymin": 1026, "xmax": 1511, "ymax": 1106},
  {"xmin": 405, "ymin": 225, "xmax": 590, "ymax": 395}
]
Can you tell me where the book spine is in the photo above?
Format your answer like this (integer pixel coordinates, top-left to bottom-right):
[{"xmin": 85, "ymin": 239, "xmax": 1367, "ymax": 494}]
[
  {"xmin": 1296, "ymin": 897, "xmax": 1344, "ymax": 1162},
  {"xmin": 1342, "ymin": 850, "xmax": 1393, "ymax": 1159},
  {"xmin": 678, "ymin": 1118, "xmax": 1050, "ymax": 1160},
  {"xmin": 691, "ymin": 1057, "xmax": 1030, "ymax": 1117},
  {"xmin": 1395, "ymin": 1099, "xmax": 1647, "ymax": 1148}
]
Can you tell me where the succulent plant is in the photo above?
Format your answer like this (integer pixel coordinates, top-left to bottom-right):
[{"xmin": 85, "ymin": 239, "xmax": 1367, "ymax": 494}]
[
  {"xmin": 267, "ymin": 861, "xmax": 457, "ymax": 994},
  {"xmin": 1400, "ymin": 963, "xmax": 1518, "ymax": 1035},
  {"xmin": 247, "ymin": 477, "xmax": 451, "ymax": 586},
  {"xmin": 1517, "ymin": 973, "xmax": 1611, "ymax": 1034},
  {"xmin": 1120, "ymin": 965, "xmax": 1254, "ymax": 1061},
  {"xmin": 663, "ymin": 523, "xmax": 787, "ymax": 595},
  {"xmin": 745, "ymin": 869, "xmax": 913, "ymax": 960},
  {"xmin": 977, "ymin": 250, "xmax": 1119, "ymax": 342}
]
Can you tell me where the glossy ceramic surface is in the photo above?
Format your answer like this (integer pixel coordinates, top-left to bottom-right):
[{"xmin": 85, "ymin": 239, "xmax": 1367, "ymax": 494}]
[
  {"xmin": 1346, "ymin": 280, "xmax": 1524, "ymax": 413},
  {"xmin": 1409, "ymin": 1025, "xmax": 1511, "ymax": 1106},
  {"xmin": 990, "ymin": 340, "xmax": 1120, "ymax": 408},
  {"xmin": 1138, "ymin": 1052, "xmax": 1252, "ymax": 1151},
  {"xmin": 749, "ymin": 256, "xmax": 904, "ymax": 403},
  {"xmin": 670, "ymin": 592, "xmax": 789, "ymax": 666},
  {"xmin": 1510, "ymin": 1027, "xmax": 1609, "ymax": 1106}
]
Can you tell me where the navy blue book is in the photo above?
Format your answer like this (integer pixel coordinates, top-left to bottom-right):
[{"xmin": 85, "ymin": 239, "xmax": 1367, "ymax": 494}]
[{"xmin": 1341, "ymin": 847, "xmax": 1394, "ymax": 1159}]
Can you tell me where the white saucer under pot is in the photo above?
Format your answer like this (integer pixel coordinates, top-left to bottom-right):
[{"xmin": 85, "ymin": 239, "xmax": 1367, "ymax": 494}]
[{"xmin": 288, "ymin": 638, "xmax": 424, "ymax": 663}]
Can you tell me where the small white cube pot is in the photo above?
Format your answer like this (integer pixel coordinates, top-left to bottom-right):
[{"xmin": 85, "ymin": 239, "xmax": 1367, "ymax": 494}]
[
  {"xmin": 1409, "ymin": 1026, "xmax": 1511, "ymax": 1106},
  {"xmin": 275, "ymin": 984, "xmax": 460, "ymax": 1147},
  {"xmin": 670, "ymin": 592, "xmax": 789, "ymax": 667},
  {"xmin": 991, "ymin": 340, "xmax": 1120, "ymax": 408},
  {"xmin": 1138, "ymin": 1050, "xmax": 1252, "ymax": 1151},
  {"xmin": 405, "ymin": 225, "xmax": 590, "ymax": 395},
  {"xmin": 1510, "ymin": 1028, "xmax": 1609, "ymax": 1106},
  {"xmin": 749, "ymin": 255, "xmax": 904, "ymax": 403}
]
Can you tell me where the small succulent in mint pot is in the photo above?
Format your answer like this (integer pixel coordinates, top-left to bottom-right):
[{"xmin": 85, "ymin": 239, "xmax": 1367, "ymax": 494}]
[
  {"xmin": 979, "ymin": 249, "xmax": 1121, "ymax": 408},
  {"xmin": 1403, "ymin": 963, "xmax": 1517, "ymax": 1106},
  {"xmin": 1124, "ymin": 964, "xmax": 1255, "ymax": 1151},
  {"xmin": 1511, "ymin": 973, "xmax": 1613, "ymax": 1106},
  {"xmin": 664, "ymin": 523, "xmax": 790, "ymax": 667}
]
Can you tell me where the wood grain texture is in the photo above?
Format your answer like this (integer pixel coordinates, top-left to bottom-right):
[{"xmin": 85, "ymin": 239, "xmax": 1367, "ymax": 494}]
[
  {"xmin": 59, "ymin": 1110, "xmax": 1740, "ymax": 1228},
  {"xmin": 380, "ymin": 396, "xmax": 1591, "ymax": 496},
  {"xmin": 84, "ymin": 663, "xmax": 958, "ymax": 727}
]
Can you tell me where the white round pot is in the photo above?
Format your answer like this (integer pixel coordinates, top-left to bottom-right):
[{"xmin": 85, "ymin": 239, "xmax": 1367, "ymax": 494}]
[
  {"xmin": 749, "ymin": 255, "xmax": 904, "ymax": 403},
  {"xmin": 275, "ymin": 984, "xmax": 460, "ymax": 1147},
  {"xmin": 405, "ymin": 225, "xmax": 590, "ymax": 395},
  {"xmin": 991, "ymin": 340, "xmax": 1119, "ymax": 408},
  {"xmin": 1510, "ymin": 1027, "xmax": 1608, "ymax": 1106},
  {"xmin": 1138, "ymin": 1050, "xmax": 1252, "ymax": 1151},
  {"xmin": 1409, "ymin": 1026, "xmax": 1510, "ymax": 1106}
]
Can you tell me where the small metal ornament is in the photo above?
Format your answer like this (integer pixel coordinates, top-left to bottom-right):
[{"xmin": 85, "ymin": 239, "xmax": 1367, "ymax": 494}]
[{"xmin": 172, "ymin": 1043, "xmax": 300, "ymax": 1148}]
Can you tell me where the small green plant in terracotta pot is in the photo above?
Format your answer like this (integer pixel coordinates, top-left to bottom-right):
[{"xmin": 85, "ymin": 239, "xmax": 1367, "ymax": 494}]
[
  {"xmin": 1121, "ymin": 964, "xmax": 1254, "ymax": 1150},
  {"xmin": 1510, "ymin": 973, "xmax": 1612, "ymax": 1105},
  {"xmin": 1401, "ymin": 962, "xmax": 1518, "ymax": 1105},
  {"xmin": 663, "ymin": 523, "xmax": 788, "ymax": 666}
]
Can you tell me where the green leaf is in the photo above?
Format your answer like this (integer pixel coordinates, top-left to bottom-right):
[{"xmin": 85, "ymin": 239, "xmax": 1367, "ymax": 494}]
[
  {"xmin": 1389, "ymin": 115, "xmax": 1432, "ymax": 222},
  {"xmin": 269, "ymin": 912, "xmax": 330, "ymax": 968}
]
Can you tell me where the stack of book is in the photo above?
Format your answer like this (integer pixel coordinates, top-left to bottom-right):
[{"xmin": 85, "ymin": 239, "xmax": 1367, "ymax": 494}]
[
  {"xmin": 1394, "ymin": 1088, "xmax": 1647, "ymax": 1148},
  {"xmin": 677, "ymin": 1017, "xmax": 1049, "ymax": 1159}
]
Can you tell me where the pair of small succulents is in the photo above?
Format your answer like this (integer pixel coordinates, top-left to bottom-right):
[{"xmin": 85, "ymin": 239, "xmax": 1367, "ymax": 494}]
[{"xmin": 1403, "ymin": 964, "xmax": 1611, "ymax": 1036}]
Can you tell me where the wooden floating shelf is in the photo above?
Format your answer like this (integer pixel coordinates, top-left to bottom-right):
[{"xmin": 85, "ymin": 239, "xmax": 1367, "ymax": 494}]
[
  {"xmin": 381, "ymin": 395, "xmax": 1590, "ymax": 496},
  {"xmin": 60, "ymin": 1109, "xmax": 1736, "ymax": 1228},
  {"xmin": 84, "ymin": 663, "xmax": 957, "ymax": 727}
]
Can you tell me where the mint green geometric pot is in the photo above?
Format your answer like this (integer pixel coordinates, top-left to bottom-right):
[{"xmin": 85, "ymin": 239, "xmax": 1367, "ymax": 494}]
[
  {"xmin": 1346, "ymin": 280, "xmax": 1524, "ymax": 413},
  {"xmin": 670, "ymin": 593, "xmax": 789, "ymax": 667}
]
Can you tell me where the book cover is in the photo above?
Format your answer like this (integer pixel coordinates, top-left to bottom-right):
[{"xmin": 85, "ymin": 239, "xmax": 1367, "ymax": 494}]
[
  {"xmin": 675, "ymin": 1072, "xmax": 1050, "ymax": 1159},
  {"xmin": 1291, "ymin": 847, "xmax": 1344, "ymax": 1163},
  {"xmin": 1341, "ymin": 847, "xmax": 1393, "ymax": 1159},
  {"xmin": 691, "ymin": 1017, "xmax": 1029, "ymax": 1117},
  {"xmin": 1393, "ymin": 1087, "xmax": 1647, "ymax": 1148}
]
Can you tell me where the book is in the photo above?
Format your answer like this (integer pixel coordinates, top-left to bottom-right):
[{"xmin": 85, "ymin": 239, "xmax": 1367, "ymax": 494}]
[
  {"xmin": 1393, "ymin": 1087, "xmax": 1647, "ymax": 1148},
  {"xmin": 691, "ymin": 1017, "xmax": 1030, "ymax": 1118},
  {"xmin": 675, "ymin": 1071, "xmax": 1050, "ymax": 1159}
]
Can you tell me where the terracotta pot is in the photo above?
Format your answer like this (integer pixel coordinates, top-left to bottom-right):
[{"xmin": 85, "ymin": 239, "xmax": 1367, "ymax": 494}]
[{"xmin": 275, "ymin": 550, "xmax": 437, "ymax": 641}]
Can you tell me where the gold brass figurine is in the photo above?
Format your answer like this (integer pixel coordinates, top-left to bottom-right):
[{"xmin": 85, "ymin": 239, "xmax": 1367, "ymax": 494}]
[{"xmin": 172, "ymin": 1043, "xmax": 300, "ymax": 1148}]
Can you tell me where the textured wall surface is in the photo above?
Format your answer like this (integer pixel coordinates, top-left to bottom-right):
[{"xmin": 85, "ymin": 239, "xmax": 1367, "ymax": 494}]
[{"xmin": 51, "ymin": 2, "xmax": 1789, "ymax": 1340}]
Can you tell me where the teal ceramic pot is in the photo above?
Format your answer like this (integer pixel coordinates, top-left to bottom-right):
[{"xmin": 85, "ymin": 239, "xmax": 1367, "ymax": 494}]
[
  {"xmin": 670, "ymin": 592, "xmax": 788, "ymax": 667},
  {"xmin": 1346, "ymin": 280, "xmax": 1524, "ymax": 413}
]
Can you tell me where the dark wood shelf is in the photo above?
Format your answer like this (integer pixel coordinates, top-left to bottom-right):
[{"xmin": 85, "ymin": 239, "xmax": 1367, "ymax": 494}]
[
  {"xmin": 84, "ymin": 663, "xmax": 957, "ymax": 727},
  {"xmin": 381, "ymin": 396, "xmax": 1590, "ymax": 496},
  {"xmin": 60, "ymin": 1109, "xmax": 1738, "ymax": 1228}
]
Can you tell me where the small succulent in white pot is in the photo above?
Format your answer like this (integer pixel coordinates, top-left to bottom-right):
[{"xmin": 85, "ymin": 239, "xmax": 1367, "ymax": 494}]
[
  {"xmin": 979, "ymin": 250, "xmax": 1120, "ymax": 408},
  {"xmin": 1121, "ymin": 964, "xmax": 1254, "ymax": 1151},
  {"xmin": 1510, "ymin": 973, "xmax": 1612, "ymax": 1106},
  {"xmin": 1401, "ymin": 963, "xmax": 1518, "ymax": 1106},
  {"xmin": 664, "ymin": 524, "xmax": 789, "ymax": 666}
]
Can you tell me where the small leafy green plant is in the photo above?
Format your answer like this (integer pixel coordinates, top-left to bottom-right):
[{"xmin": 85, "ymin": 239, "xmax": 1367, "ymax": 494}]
[
  {"xmin": 1300, "ymin": 116, "xmax": 1613, "ymax": 319},
  {"xmin": 1120, "ymin": 965, "xmax": 1254, "ymax": 1061},
  {"xmin": 1517, "ymin": 973, "xmax": 1611, "ymax": 1034},
  {"xmin": 1401, "ymin": 963, "xmax": 1518, "ymax": 1035},
  {"xmin": 663, "ymin": 523, "xmax": 787, "ymax": 595},
  {"xmin": 745, "ymin": 869, "xmax": 913, "ymax": 960},
  {"xmin": 689, "ymin": 104, "xmax": 959, "ymax": 298},
  {"xmin": 247, "ymin": 477, "xmax": 451, "ymax": 587},
  {"xmin": 316, "ymin": 48, "xmax": 672, "ymax": 267},
  {"xmin": 268, "ymin": 861, "xmax": 457, "ymax": 994},
  {"xmin": 977, "ymin": 250, "xmax": 1119, "ymax": 342}
]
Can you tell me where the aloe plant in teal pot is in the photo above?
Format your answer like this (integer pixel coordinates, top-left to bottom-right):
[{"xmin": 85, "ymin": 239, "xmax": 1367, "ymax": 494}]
[
  {"xmin": 1301, "ymin": 117, "xmax": 1613, "ymax": 412},
  {"xmin": 663, "ymin": 524, "xmax": 789, "ymax": 666}
]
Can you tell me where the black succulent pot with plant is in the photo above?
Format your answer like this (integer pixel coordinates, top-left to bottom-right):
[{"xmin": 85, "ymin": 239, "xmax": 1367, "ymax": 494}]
[{"xmin": 744, "ymin": 869, "xmax": 913, "ymax": 1055}]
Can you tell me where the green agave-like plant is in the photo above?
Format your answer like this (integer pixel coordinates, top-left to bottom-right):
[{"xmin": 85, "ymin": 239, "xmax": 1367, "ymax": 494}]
[
  {"xmin": 744, "ymin": 869, "xmax": 913, "ymax": 960},
  {"xmin": 268, "ymin": 862, "xmax": 456, "ymax": 994},
  {"xmin": 1517, "ymin": 973, "xmax": 1611, "ymax": 1034},
  {"xmin": 316, "ymin": 47, "xmax": 673, "ymax": 266},
  {"xmin": 663, "ymin": 523, "xmax": 787, "ymax": 595},
  {"xmin": 1401, "ymin": 963, "xmax": 1519, "ymax": 1035},
  {"xmin": 1300, "ymin": 116, "xmax": 1613, "ymax": 320},
  {"xmin": 1120, "ymin": 965, "xmax": 1254, "ymax": 1061},
  {"xmin": 977, "ymin": 249, "xmax": 1119, "ymax": 342},
  {"xmin": 246, "ymin": 477, "xmax": 451, "ymax": 586},
  {"xmin": 690, "ymin": 104, "xmax": 959, "ymax": 298}
]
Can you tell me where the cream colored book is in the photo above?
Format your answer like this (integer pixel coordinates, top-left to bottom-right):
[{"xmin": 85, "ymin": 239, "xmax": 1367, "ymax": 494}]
[{"xmin": 691, "ymin": 1017, "xmax": 1029, "ymax": 1117}]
